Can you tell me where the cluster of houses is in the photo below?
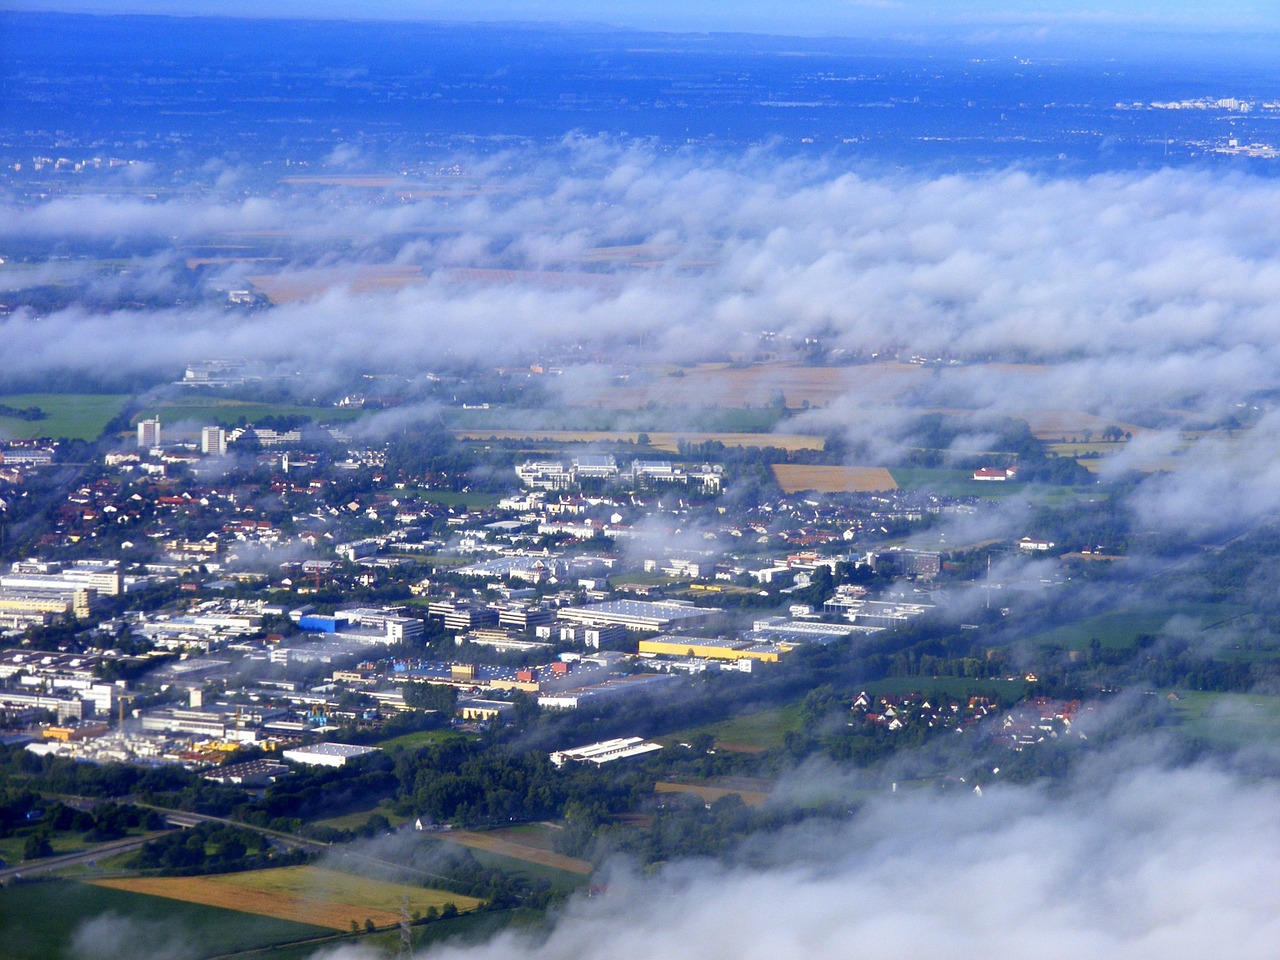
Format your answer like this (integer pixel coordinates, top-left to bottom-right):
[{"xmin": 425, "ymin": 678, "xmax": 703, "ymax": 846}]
[{"xmin": 850, "ymin": 690, "xmax": 1089, "ymax": 750}]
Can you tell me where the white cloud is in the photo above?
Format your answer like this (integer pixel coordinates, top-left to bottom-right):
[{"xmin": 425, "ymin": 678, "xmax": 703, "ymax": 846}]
[
  {"xmin": 8, "ymin": 143, "xmax": 1280, "ymax": 534},
  {"xmin": 301, "ymin": 755, "xmax": 1280, "ymax": 960}
]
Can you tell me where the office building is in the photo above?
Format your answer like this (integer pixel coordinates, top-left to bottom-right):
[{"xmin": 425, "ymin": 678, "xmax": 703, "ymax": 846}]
[
  {"xmin": 137, "ymin": 418, "xmax": 161, "ymax": 449},
  {"xmin": 201, "ymin": 425, "xmax": 227, "ymax": 456}
]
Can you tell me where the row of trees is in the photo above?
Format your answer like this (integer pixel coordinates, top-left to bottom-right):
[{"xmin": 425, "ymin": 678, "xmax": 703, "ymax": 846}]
[
  {"xmin": 127, "ymin": 821, "xmax": 296, "ymax": 875},
  {"xmin": 0, "ymin": 787, "xmax": 166, "ymax": 860}
]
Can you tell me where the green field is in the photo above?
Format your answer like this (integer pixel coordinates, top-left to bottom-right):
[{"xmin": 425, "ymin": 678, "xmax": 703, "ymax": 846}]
[
  {"xmin": 669, "ymin": 704, "xmax": 805, "ymax": 752},
  {"xmin": 310, "ymin": 800, "xmax": 413, "ymax": 831},
  {"xmin": 1166, "ymin": 690, "xmax": 1280, "ymax": 747},
  {"xmin": 376, "ymin": 728, "xmax": 472, "ymax": 750},
  {"xmin": 1027, "ymin": 603, "xmax": 1243, "ymax": 651},
  {"xmin": 0, "ymin": 829, "xmax": 113, "ymax": 867},
  {"xmin": 889, "ymin": 467, "xmax": 1030, "ymax": 498},
  {"xmin": 424, "ymin": 836, "xmax": 589, "ymax": 894},
  {"xmin": 0, "ymin": 879, "xmax": 329, "ymax": 960},
  {"xmin": 0, "ymin": 393, "xmax": 130, "ymax": 441},
  {"xmin": 889, "ymin": 467, "xmax": 1094, "ymax": 503}
]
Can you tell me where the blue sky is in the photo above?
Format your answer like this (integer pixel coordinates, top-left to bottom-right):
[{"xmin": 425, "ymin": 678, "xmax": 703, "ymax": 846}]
[{"xmin": 5, "ymin": 0, "xmax": 1273, "ymax": 38}]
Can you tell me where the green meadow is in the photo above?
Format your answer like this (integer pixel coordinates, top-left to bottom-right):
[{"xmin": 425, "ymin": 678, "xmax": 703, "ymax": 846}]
[
  {"xmin": 0, "ymin": 879, "xmax": 328, "ymax": 960},
  {"xmin": 0, "ymin": 394, "xmax": 130, "ymax": 441}
]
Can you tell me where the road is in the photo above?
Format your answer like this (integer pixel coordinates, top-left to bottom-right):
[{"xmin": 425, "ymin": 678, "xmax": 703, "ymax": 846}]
[
  {"xmin": 0, "ymin": 799, "xmax": 328, "ymax": 885},
  {"xmin": 1, "ymin": 798, "xmax": 456, "ymax": 888},
  {"xmin": 134, "ymin": 803, "xmax": 332, "ymax": 855},
  {"xmin": 0, "ymin": 832, "xmax": 167, "ymax": 885}
]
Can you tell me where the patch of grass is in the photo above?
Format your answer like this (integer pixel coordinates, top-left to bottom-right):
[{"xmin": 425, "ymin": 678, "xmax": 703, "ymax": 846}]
[
  {"xmin": 1027, "ymin": 603, "xmax": 1242, "ymax": 651},
  {"xmin": 1166, "ymin": 690, "xmax": 1280, "ymax": 747},
  {"xmin": 668, "ymin": 704, "xmax": 805, "ymax": 752},
  {"xmin": 889, "ymin": 467, "xmax": 1028, "ymax": 498},
  {"xmin": 0, "ymin": 823, "xmax": 155, "ymax": 867},
  {"xmin": 424, "ymin": 835, "xmax": 589, "ymax": 893},
  {"xmin": 310, "ymin": 801, "xmax": 412, "ymax": 831},
  {"xmin": 1213, "ymin": 642, "xmax": 1280, "ymax": 663},
  {"xmin": 0, "ymin": 393, "xmax": 130, "ymax": 441},
  {"xmin": 0, "ymin": 833, "xmax": 84, "ymax": 865},
  {"xmin": 377, "ymin": 728, "xmax": 471, "ymax": 750},
  {"xmin": 0, "ymin": 878, "xmax": 329, "ymax": 960},
  {"xmin": 890, "ymin": 467, "xmax": 1094, "ymax": 503}
]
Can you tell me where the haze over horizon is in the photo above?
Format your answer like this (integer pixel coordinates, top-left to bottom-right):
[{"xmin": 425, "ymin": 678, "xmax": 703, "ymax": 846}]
[
  {"xmin": 2, "ymin": 8, "xmax": 1280, "ymax": 960},
  {"xmin": 4, "ymin": 0, "xmax": 1277, "ymax": 50}
]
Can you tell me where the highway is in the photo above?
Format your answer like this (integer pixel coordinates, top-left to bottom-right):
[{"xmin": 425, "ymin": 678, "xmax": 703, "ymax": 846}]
[
  {"xmin": 0, "ymin": 799, "xmax": 327, "ymax": 885},
  {"xmin": 0, "ymin": 832, "xmax": 168, "ymax": 884}
]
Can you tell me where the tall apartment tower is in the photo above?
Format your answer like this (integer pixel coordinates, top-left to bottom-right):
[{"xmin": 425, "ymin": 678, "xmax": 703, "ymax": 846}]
[
  {"xmin": 136, "ymin": 418, "xmax": 161, "ymax": 449},
  {"xmin": 201, "ymin": 425, "xmax": 227, "ymax": 456}
]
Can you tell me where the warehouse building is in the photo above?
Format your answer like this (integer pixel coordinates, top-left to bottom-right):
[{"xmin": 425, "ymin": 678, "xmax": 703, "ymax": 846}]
[
  {"xmin": 558, "ymin": 599, "xmax": 723, "ymax": 632},
  {"xmin": 638, "ymin": 635, "xmax": 791, "ymax": 663},
  {"xmin": 281, "ymin": 742, "xmax": 380, "ymax": 768},
  {"xmin": 549, "ymin": 736, "xmax": 662, "ymax": 767}
]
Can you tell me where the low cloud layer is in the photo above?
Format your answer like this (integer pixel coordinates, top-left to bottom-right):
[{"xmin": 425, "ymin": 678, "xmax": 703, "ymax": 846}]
[
  {"xmin": 6, "ymin": 145, "xmax": 1280, "ymax": 397},
  {"xmin": 7, "ymin": 142, "xmax": 1280, "ymax": 534},
  {"xmin": 295, "ymin": 752, "xmax": 1279, "ymax": 960}
]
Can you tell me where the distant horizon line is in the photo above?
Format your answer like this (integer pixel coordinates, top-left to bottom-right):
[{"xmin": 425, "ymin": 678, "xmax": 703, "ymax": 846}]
[{"xmin": 3, "ymin": 5, "xmax": 1277, "ymax": 50}]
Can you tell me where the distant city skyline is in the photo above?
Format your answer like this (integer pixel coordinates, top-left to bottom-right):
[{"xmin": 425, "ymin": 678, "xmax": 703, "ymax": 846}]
[{"xmin": 4, "ymin": 0, "xmax": 1273, "ymax": 42}]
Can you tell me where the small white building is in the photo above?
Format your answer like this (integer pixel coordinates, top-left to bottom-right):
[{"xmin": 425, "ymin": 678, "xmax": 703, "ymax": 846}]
[{"xmin": 1018, "ymin": 537, "xmax": 1056, "ymax": 551}]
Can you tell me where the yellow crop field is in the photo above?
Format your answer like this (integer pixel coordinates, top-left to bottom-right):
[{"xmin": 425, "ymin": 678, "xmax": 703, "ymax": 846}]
[
  {"xmin": 453, "ymin": 429, "xmax": 825, "ymax": 452},
  {"xmin": 94, "ymin": 866, "xmax": 481, "ymax": 931},
  {"xmin": 772, "ymin": 464, "xmax": 898, "ymax": 493}
]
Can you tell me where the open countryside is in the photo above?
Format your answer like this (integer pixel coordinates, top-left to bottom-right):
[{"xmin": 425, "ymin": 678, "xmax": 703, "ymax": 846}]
[{"xmin": 94, "ymin": 865, "xmax": 482, "ymax": 930}]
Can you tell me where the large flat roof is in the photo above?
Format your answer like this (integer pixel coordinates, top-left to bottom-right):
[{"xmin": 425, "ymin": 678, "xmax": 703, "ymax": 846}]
[
  {"xmin": 560, "ymin": 599, "xmax": 723, "ymax": 628},
  {"xmin": 284, "ymin": 742, "xmax": 378, "ymax": 759}
]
